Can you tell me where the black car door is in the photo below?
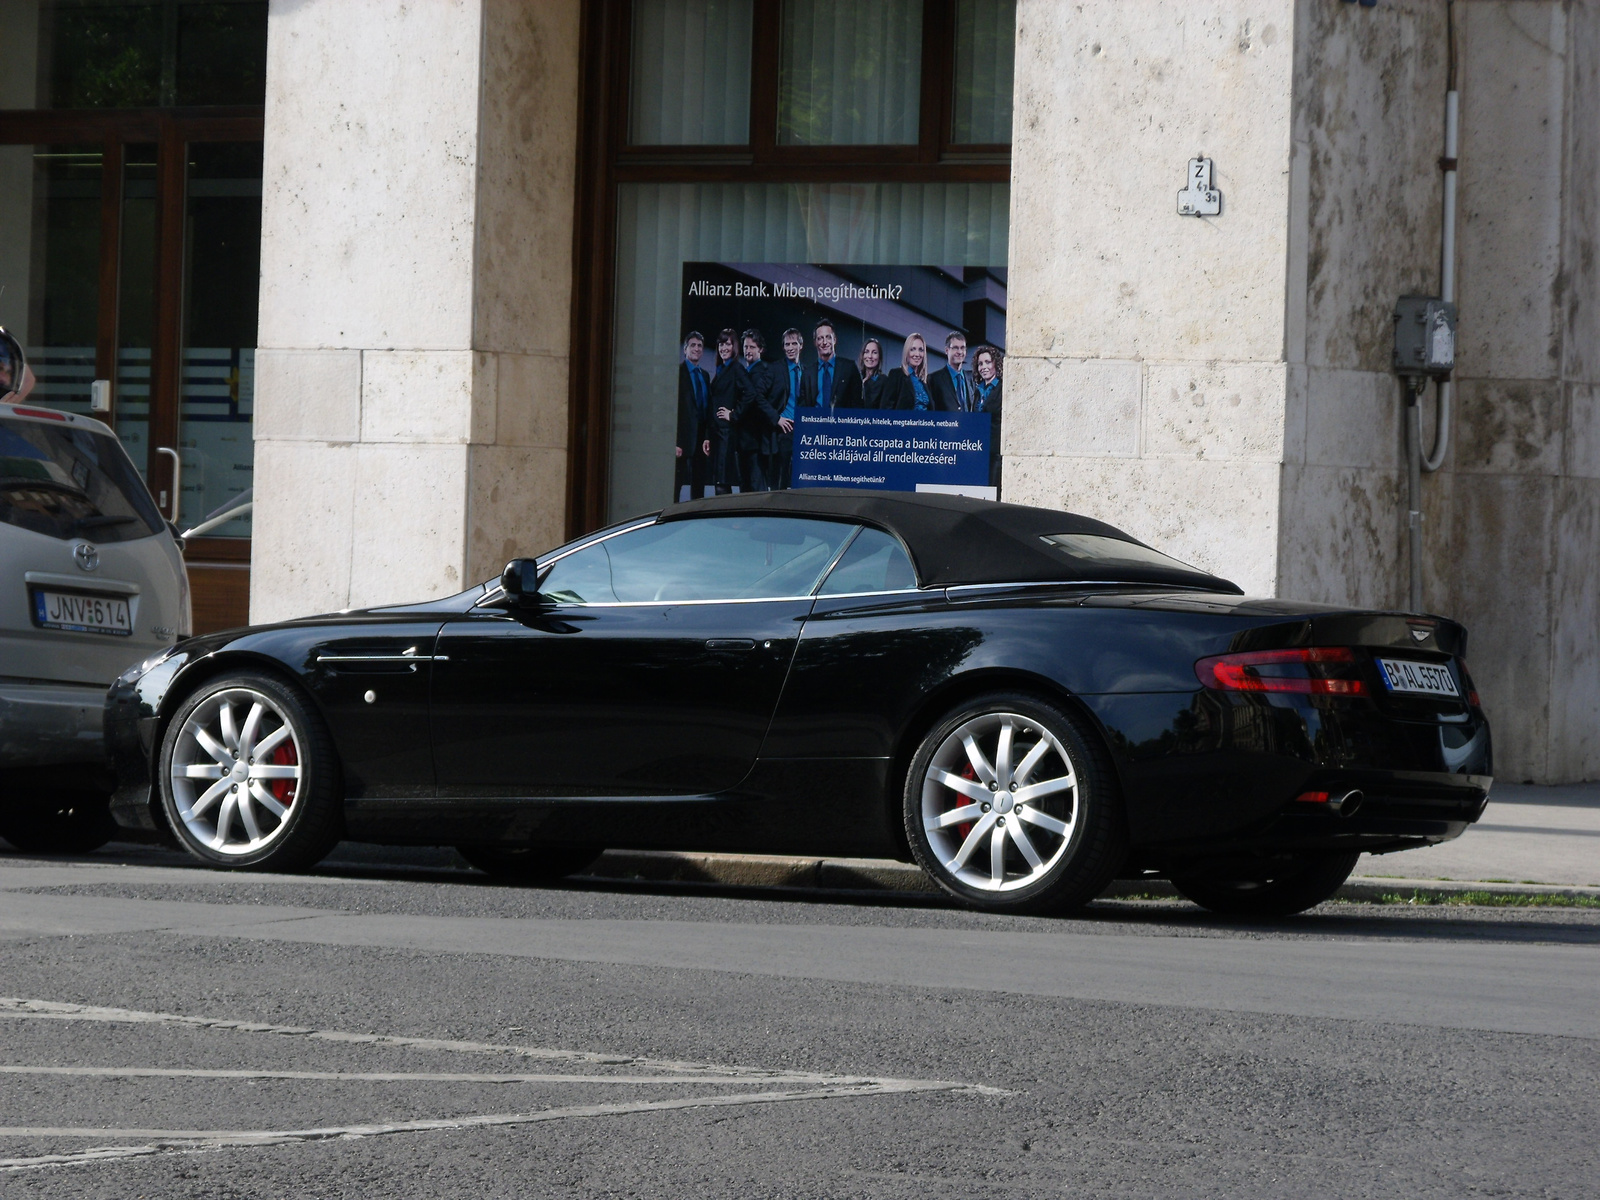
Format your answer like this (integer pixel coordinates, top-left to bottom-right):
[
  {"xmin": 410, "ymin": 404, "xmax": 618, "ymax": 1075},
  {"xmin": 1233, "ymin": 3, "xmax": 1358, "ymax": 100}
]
[{"xmin": 429, "ymin": 515, "xmax": 858, "ymax": 799}]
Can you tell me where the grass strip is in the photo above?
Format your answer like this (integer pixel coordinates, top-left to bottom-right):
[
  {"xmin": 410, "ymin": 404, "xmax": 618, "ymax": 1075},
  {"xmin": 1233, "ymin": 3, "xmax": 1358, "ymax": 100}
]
[{"xmin": 1364, "ymin": 890, "xmax": 1600, "ymax": 909}]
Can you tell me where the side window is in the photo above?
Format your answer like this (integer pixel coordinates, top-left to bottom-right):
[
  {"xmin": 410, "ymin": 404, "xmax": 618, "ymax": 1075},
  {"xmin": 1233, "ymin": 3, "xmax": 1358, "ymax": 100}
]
[
  {"xmin": 536, "ymin": 541, "xmax": 619, "ymax": 604},
  {"xmin": 818, "ymin": 527, "xmax": 918, "ymax": 595},
  {"xmin": 538, "ymin": 516, "xmax": 857, "ymax": 604}
]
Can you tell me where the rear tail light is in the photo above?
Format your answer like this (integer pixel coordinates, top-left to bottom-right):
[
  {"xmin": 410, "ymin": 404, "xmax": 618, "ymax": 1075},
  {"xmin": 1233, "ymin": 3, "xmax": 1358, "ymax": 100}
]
[
  {"xmin": 1195, "ymin": 646, "xmax": 1367, "ymax": 695},
  {"xmin": 11, "ymin": 405, "xmax": 66, "ymax": 421}
]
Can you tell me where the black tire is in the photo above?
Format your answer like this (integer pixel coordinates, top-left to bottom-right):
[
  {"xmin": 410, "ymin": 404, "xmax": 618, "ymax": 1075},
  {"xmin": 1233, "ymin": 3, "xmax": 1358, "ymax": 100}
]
[
  {"xmin": 457, "ymin": 844, "xmax": 603, "ymax": 883},
  {"xmin": 0, "ymin": 791, "xmax": 116, "ymax": 854},
  {"xmin": 157, "ymin": 672, "xmax": 343, "ymax": 871},
  {"xmin": 903, "ymin": 691, "xmax": 1126, "ymax": 915},
  {"xmin": 1170, "ymin": 851, "xmax": 1361, "ymax": 917}
]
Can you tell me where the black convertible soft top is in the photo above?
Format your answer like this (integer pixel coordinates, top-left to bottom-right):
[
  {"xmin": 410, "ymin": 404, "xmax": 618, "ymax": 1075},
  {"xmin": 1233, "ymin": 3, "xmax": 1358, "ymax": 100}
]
[{"xmin": 658, "ymin": 489, "xmax": 1242, "ymax": 593}]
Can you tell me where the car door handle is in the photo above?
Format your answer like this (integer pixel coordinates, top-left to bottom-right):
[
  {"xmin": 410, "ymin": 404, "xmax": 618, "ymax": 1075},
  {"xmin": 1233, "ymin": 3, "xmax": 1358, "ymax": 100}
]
[{"xmin": 705, "ymin": 639, "xmax": 756, "ymax": 650}]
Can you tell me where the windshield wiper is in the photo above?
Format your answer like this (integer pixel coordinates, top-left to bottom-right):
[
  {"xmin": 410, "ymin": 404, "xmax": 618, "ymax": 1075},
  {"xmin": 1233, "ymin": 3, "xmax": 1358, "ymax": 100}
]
[{"xmin": 72, "ymin": 514, "xmax": 139, "ymax": 530}]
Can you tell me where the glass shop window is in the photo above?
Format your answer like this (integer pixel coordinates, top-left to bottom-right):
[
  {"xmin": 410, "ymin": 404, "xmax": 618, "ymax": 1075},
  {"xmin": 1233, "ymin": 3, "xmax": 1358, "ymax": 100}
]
[
  {"xmin": 777, "ymin": 0, "xmax": 924, "ymax": 145},
  {"xmin": 6, "ymin": 1, "xmax": 268, "ymax": 110},
  {"xmin": 0, "ymin": 145, "xmax": 103, "ymax": 416},
  {"xmin": 608, "ymin": 181, "xmax": 1009, "ymax": 522},
  {"xmin": 630, "ymin": 0, "xmax": 754, "ymax": 145},
  {"xmin": 951, "ymin": 0, "xmax": 1015, "ymax": 143}
]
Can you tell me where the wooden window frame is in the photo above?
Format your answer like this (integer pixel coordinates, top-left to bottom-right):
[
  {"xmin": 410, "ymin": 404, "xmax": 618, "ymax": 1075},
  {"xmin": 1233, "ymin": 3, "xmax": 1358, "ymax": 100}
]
[
  {"xmin": 566, "ymin": 0, "xmax": 1012, "ymax": 536},
  {"xmin": 0, "ymin": 105, "xmax": 263, "ymax": 565}
]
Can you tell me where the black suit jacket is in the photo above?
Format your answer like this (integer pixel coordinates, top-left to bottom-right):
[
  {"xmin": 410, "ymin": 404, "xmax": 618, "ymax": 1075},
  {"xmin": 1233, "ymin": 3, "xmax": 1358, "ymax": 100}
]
[
  {"xmin": 734, "ymin": 359, "xmax": 785, "ymax": 454},
  {"xmin": 676, "ymin": 361, "xmax": 710, "ymax": 452},
  {"xmin": 707, "ymin": 358, "xmax": 748, "ymax": 485},
  {"xmin": 805, "ymin": 356, "xmax": 862, "ymax": 409},
  {"xmin": 927, "ymin": 365, "xmax": 971, "ymax": 412},
  {"xmin": 879, "ymin": 368, "xmax": 929, "ymax": 411},
  {"xmin": 859, "ymin": 371, "xmax": 887, "ymax": 410}
]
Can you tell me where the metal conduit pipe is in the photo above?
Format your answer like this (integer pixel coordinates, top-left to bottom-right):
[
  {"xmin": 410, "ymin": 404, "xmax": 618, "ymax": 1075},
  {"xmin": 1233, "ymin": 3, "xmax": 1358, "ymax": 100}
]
[
  {"xmin": 1424, "ymin": 5, "xmax": 1459, "ymax": 473},
  {"xmin": 1406, "ymin": 379, "xmax": 1424, "ymax": 610}
]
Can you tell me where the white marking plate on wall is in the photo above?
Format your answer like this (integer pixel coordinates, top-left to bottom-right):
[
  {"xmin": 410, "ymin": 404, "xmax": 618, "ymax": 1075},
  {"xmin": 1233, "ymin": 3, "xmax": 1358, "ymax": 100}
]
[{"xmin": 1177, "ymin": 157, "xmax": 1222, "ymax": 216}]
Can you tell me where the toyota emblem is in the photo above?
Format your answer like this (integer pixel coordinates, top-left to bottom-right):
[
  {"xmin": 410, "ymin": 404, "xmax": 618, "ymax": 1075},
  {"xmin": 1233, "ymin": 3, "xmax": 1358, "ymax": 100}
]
[{"xmin": 72, "ymin": 541, "xmax": 100, "ymax": 572}]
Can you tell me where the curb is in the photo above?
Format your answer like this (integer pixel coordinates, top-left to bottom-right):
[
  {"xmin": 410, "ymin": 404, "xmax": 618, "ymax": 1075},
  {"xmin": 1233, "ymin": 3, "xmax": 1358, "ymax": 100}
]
[{"xmin": 586, "ymin": 850, "xmax": 1600, "ymax": 905}]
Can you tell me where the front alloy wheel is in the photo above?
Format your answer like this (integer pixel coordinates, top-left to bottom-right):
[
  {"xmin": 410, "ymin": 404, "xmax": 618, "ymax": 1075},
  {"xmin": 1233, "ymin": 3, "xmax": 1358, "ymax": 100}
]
[
  {"xmin": 159, "ymin": 673, "xmax": 341, "ymax": 870},
  {"xmin": 906, "ymin": 693, "xmax": 1125, "ymax": 914}
]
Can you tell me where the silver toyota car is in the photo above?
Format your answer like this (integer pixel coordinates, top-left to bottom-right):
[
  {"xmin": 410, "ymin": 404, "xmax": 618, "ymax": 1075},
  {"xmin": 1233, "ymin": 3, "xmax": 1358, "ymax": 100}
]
[{"xmin": 1, "ymin": 329, "xmax": 189, "ymax": 852}]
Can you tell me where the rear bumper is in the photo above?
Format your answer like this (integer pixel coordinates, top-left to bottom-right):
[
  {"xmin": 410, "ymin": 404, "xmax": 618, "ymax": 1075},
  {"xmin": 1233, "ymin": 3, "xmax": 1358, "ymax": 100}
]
[
  {"xmin": 0, "ymin": 678, "xmax": 108, "ymax": 767},
  {"xmin": 1089, "ymin": 690, "xmax": 1493, "ymax": 856},
  {"xmin": 1166, "ymin": 772, "xmax": 1491, "ymax": 862}
]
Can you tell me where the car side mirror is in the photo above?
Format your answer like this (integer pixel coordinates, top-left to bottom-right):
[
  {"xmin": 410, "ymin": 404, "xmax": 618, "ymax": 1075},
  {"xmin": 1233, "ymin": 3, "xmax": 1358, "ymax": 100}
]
[{"xmin": 500, "ymin": 558, "xmax": 540, "ymax": 604}]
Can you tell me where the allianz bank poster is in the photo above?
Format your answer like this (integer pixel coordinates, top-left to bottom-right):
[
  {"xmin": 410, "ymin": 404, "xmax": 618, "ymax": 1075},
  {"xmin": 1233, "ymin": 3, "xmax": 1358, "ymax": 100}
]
[{"xmin": 669, "ymin": 263, "xmax": 1006, "ymax": 503}]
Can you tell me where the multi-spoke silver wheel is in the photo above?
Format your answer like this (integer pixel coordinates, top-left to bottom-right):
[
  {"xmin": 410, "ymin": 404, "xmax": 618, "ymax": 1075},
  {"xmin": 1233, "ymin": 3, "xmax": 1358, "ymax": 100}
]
[
  {"xmin": 169, "ymin": 687, "xmax": 302, "ymax": 857},
  {"xmin": 920, "ymin": 711, "xmax": 1079, "ymax": 892}
]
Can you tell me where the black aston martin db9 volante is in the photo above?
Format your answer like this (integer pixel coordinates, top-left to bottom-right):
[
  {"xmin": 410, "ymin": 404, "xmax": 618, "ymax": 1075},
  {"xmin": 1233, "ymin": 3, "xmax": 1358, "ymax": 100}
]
[{"xmin": 106, "ymin": 490, "xmax": 1492, "ymax": 916}]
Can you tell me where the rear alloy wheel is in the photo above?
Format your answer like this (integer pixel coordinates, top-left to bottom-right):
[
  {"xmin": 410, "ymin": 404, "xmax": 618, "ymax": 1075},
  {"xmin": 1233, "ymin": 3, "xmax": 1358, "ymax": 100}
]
[
  {"xmin": 1169, "ymin": 851, "xmax": 1361, "ymax": 917},
  {"xmin": 905, "ymin": 693, "xmax": 1125, "ymax": 914},
  {"xmin": 158, "ymin": 673, "xmax": 342, "ymax": 870},
  {"xmin": 0, "ymin": 791, "xmax": 116, "ymax": 855},
  {"xmin": 456, "ymin": 844, "xmax": 603, "ymax": 883}
]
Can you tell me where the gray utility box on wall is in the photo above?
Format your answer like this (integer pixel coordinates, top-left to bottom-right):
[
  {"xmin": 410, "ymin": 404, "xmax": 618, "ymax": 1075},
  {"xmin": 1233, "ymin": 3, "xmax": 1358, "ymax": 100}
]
[{"xmin": 1392, "ymin": 296, "xmax": 1458, "ymax": 380}]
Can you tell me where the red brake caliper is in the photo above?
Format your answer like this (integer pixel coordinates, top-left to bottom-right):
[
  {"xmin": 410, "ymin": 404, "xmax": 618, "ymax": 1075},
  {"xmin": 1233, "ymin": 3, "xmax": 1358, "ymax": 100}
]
[
  {"xmin": 270, "ymin": 739, "xmax": 298, "ymax": 808},
  {"xmin": 954, "ymin": 763, "xmax": 978, "ymax": 840}
]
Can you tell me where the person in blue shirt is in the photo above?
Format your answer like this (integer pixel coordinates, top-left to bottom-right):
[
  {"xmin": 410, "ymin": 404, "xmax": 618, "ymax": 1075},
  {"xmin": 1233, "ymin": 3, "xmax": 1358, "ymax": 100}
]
[
  {"xmin": 773, "ymin": 327, "xmax": 811, "ymax": 490},
  {"xmin": 928, "ymin": 331, "xmax": 971, "ymax": 412},
  {"xmin": 972, "ymin": 343, "xmax": 1005, "ymax": 492},
  {"xmin": 880, "ymin": 332, "xmax": 932, "ymax": 411},
  {"xmin": 808, "ymin": 320, "xmax": 862, "ymax": 410},
  {"xmin": 674, "ymin": 331, "xmax": 712, "ymax": 501}
]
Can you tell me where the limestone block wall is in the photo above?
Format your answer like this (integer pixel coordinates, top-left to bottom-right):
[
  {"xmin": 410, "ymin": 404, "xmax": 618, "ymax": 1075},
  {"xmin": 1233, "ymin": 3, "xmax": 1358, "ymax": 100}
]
[
  {"xmin": 1004, "ymin": 0, "xmax": 1298, "ymax": 596},
  {"xmin": 251, "ymin": 0, "xmax": 578, "ymax": 623},
  {"xmin": 1276, "ymin": 0, "xmax": 1445, "ymax": 616},
  {"xmin": 1430, "ymin": 1, "xmax": 1599, "ymax": 781},
  {"xmin": 1285, "ymin": 0, "xmax": 1600, "ymax": 781}
]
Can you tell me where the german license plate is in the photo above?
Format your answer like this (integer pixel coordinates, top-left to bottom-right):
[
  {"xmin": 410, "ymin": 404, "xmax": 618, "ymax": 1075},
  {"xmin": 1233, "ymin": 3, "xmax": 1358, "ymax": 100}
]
[
  {"xmin": 1376, "ymin": 658, "xmax": 1458, "ymax": 698},
  {"xmin": 32, "ymin": 589, "xmax": 132, "ymax": 636}
]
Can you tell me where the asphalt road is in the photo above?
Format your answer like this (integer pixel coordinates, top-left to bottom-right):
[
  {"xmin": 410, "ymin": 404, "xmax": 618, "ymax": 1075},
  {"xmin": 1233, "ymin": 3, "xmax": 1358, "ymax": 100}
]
[{"xmin": 2, "ymin": 842, "xmax": 1596, "ymax": 1198}]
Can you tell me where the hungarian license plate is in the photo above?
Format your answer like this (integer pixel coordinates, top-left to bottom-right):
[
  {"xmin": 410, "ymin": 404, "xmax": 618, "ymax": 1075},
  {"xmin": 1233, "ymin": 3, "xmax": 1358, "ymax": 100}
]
[
  {"xmin": 1376, "ymin": 657, "xmax": 1458, "ymax": 698},
  {"xmin": 32, "ymin": 589, "xmax": 132, "ymax": 636}
]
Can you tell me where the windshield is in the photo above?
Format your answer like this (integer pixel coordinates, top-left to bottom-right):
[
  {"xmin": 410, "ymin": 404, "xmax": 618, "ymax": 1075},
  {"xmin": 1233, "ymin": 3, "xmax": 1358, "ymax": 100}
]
[{"xmin": 0, "ymin": 417, "xmax": 165, "ymax": 543}]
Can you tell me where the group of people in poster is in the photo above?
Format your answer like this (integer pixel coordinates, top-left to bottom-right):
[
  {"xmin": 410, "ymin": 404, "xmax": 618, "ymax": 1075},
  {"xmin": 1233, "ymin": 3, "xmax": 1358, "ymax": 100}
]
[{"xmin": 674, "ymin": 321, "xmax": 1005, "ymax": 499}]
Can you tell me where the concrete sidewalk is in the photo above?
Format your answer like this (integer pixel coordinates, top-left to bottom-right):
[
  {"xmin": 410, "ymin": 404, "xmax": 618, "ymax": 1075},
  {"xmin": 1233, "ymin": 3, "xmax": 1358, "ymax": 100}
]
[
  {"xmin": 1353, "ymin": 782, "xmax": 1599, "ymax": 891},
  {"xmin": 580, "ymin": 783, "xmax": 1600, "ymax": 903}
]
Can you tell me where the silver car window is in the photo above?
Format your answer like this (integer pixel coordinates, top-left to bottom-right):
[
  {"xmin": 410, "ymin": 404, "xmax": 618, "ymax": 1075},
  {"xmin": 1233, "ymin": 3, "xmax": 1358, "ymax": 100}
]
[
  {"xmin": 539, "ymin": 516, "xmax": 857, "ymax": 604},
  {"xmin": 0, "ymin": 417, "xmax": 163, "ymax": 543},
  {"xmin": 817, "ymin": 527, "xmax": 918, "ymax": 594}
]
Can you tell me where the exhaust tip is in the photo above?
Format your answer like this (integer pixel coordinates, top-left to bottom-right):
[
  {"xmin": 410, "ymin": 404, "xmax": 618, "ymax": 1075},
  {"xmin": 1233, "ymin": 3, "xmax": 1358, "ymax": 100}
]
[{"xmin": 1328, "ymin": 789, "xmax": 1364, "ymax": 818}]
